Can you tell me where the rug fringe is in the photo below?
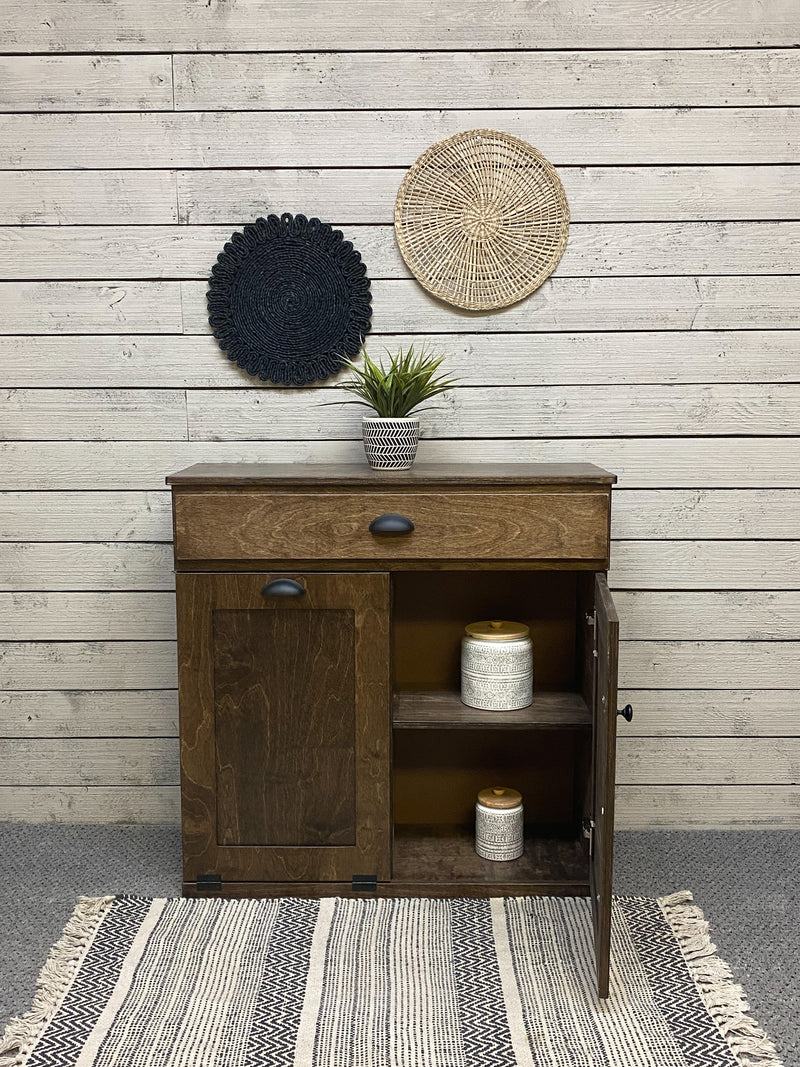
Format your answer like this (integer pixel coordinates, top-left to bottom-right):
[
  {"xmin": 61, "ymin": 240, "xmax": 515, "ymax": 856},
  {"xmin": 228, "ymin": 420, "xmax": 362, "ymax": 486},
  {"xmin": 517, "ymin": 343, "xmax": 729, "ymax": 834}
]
[
  {"xmin": 0, "ymin": 896, "xmax": 114, "ymax": 1067},
  {"xmin": 658, "ymin": 891, "xmax": 784, "ymax": 1067}
]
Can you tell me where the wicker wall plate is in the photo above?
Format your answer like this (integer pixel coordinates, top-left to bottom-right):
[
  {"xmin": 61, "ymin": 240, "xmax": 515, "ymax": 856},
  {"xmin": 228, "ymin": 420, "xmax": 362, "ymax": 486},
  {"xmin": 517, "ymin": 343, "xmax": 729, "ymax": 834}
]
[
  {"xmin": 207, "ymin": 213, "xmax": 372, "ymax": 385},
  {"xmin": 395, "ymin": 129, "xmax": 569, "ymax": 311}
]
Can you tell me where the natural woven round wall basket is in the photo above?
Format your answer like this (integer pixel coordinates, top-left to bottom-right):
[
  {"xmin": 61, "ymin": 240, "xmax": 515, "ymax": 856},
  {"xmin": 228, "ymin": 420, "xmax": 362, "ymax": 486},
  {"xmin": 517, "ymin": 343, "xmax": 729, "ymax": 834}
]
[{"xmin": 395, "ymin": 128, "xmax": 569, "ymax": 311}]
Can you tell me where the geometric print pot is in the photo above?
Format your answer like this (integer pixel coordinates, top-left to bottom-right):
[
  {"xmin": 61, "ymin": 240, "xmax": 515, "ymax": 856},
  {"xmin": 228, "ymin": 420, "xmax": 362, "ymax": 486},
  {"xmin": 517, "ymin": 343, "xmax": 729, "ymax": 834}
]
[{"xmin": 361, "ymin": 416, "xmax": 420, "ymax": 470}]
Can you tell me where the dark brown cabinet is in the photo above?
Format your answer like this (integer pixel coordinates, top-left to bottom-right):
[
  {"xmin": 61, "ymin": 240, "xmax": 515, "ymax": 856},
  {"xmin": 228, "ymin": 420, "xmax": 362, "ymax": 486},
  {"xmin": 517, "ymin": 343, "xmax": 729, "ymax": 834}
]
[
  {"xmin": 168, "ymin": 462, "xmax": 623, "ymax": 997},
  {"xmin": 176, "ymin": 571, "xmax": 391, "ymax": 886}
]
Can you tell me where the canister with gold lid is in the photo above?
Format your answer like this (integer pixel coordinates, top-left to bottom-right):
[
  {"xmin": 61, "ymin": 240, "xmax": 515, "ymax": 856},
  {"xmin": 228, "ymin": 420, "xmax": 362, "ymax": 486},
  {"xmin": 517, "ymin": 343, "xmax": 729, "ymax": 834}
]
[
  {"xmin": 475, "ymin": 786, "xmax": 524, "ymax": 861},
  {"xmin": 461, "ymin": 619, "xmax": 533, "ymax": 711}
]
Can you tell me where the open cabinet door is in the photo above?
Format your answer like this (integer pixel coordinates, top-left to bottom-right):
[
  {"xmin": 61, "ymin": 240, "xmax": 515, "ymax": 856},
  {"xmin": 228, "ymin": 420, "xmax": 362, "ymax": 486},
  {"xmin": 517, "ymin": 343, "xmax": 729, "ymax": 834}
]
[{"xmin": 590, "ymin": 573, "xmax": 619, "ymax": 998}]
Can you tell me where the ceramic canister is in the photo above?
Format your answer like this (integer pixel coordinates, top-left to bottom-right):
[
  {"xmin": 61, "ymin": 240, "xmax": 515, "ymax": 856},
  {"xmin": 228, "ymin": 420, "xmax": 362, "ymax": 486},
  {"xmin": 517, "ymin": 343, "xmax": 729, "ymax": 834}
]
[
  {"xmin": 475, "ymin": 786, "xmax": 524, "ymax": 861},
  {"xmin": 461, "ymin": 619, "xmax": 533, "ymax": 711}
]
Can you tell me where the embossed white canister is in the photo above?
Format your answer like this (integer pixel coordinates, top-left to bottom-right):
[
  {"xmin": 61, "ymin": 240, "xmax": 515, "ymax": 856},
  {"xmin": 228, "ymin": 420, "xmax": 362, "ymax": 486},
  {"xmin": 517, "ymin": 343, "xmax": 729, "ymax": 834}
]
[
  {"xmin": 475, "ymin": 786, "xmax": 524, "ymax": 861},
  {"xmin": 461, "ymin": 619, "xmax": 533, "ymax": 711}
]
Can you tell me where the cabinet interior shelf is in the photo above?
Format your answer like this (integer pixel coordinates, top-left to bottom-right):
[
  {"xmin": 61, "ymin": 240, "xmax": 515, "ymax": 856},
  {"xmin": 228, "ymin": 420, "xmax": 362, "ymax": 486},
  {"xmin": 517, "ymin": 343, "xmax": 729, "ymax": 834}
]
[
  {"xmin": 392, "ymin": 690, "xmax": 592, "ymax": 730},
  {"xmin": 392, "ymin": 824, "xmax": 588, "ymax": 887}
]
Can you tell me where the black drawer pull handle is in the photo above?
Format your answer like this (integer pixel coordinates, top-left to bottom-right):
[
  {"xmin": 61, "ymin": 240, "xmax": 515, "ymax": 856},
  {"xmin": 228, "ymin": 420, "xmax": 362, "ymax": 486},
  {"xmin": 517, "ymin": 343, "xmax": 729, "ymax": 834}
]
[
  {"xmin": 617, "ymin": 704, "xmax": 634, "ymax": 723},
  {"xmin": 261, "ymin": 578, "xmax": 306, "ymax": 597},
  {"xmin": 369, "ymin": 513, "xmax": 415, "ymax": 535}
]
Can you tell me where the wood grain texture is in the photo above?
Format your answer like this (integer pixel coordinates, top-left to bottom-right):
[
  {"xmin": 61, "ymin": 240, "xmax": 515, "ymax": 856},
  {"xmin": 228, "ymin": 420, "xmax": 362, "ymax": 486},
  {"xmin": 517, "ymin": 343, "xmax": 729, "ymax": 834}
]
[
  {"xmin": 167, "ymin": 475, "xmax": 614, "ymax": 906},
  {"xmin": 0, "ymin": 170, "xmax": 178, "ymax": 225},
  {"xmin": 0, "ymin": 491, "xmax": 172, "ymax": 541},
  {"xmin": 185, "ymin": 384, "xmax": 800, "ymax": 441},
  {"xmin": 0, "ymin": 641, "xmax": 177, "ymax": 689},
  {"xmin": 612, "ymin": 490, "xmax": 800, "ymax": 539},
  {"xmin": 12, "ymin": 381, "xmax": 800, "ymax": 443},
  {"xmin": 5, "ymin": 332, "xmax": 800, "ymax": 388},
  {"xmin": 6, "ymin": 222, "xmax": 800, "ymax": 279},
  {"xmin": 3, "ymin": 783, "xmax": 797, "ymax": 828},
  {"xmin": 173, "ymin": 489, "xmax": 610, "ymax": 563},
  {"xmin": 2, "ymin": 109, "xmax": 797, "ymax": 169},
  {"xmin": 5, "ymin": 1, "xmax": 797, "ymax": 52},
  {"xmin": 0, "ymin": 282, "xmax": 182, "ymax": 334},
  {"xmin": 615, "ymin": 786, "xmax": 800, "ymax": 830},
  {"xmin": 4, "ymin": 588, "xmax": 797, "ymax": 644},
  {"xmin": 4, "ymin": 487, "xmax": 796, "ymax": 552},
  {"xmin": 177, "ymin": 571, "xmax": 391, "ymax": 883},
  {"xmin": 31, "ymin": 488, "xmax": 788, "ymax": 545},
  {"xmin": 213, "ymin": 606, "xmax": 357, "ymax": 848},
  {"xmin": 174, "ymin": 50, "xmax": 800, "ymax": 111},
  {"xmin": 0, "ymin": 738, "xmax": 178, "ymax": 785},
  {"xmin": 0, "ymin": 690, "xmax": 177, "ymax": 738},
  {"xmin": 611, "ymin": 540, "xmax": 800, "ymax": 590},
  {"xmin": 7, "ymin": 439, "xmax": 800, "ymax": 490},
  {"xmin": 615, "ymin": 691, "xmax": 800, "ymax": 738},
  {"xmin": 181, "ymin": 278, "xmax": 800, "ymax": 335},
  {"xmin": 590, "ymin": 573, "xmax": 618, "ymax": 999},
  {"xmin": 176, "ymin": 166, "xmax": 800, "ymax": 225},
  {"xmin": 392, "ymin": 691, "xmax": 591, "ymax": 730},
  {"xmin": 391, "ymin": 569, "xmax": 579, "ymax": 695},
  {"xmin": 391, "ymin": 826, "xmax": 587, "ymax": 886},
  {"xmin": 167, "ymin": 463, "xmax": 615, "ymax": 487},
  {"xmin": 619, "ymin": 641, "xmax": 800, "ymax": 689},
  {"xmin": 392, "ymin": 728, "xmax": 576, "ymax": 827},
  {"xmin": 2, "ymin": 390, "xmax": 187, "ymax": 441},
  {"xmin": 2, "ymin": 0, "xmax": 799, "ymax": 831},
  {"xmin": 0, "ymin": 592, "xmax": 175, "ymax": 639},
  {"xmin": 6, "ymin": 277, "xmax": 800, "ymax": 337},
  {"xmin": 1, "ymin": 636, "xmax": 793, "ymax": 693},
  {"xmin": 614, "ymin": 591, "xmax": 800, "ymax": 640},
  {"xmin": 0, "ymin": 54, "xmax": 172, "ymax": 111},
  {"xmin": 617, "ymin": 738, "xmax": 800, "ymax": 786},
  {"xmin": 0, "ymin": 785, "xmax": 180, "ymax": 823},
  {"xmin": 4, "ymin": 735, "xmax": 799, "ymax": 792},
  {"xmin": 0, "ymin": 543, "xmax": 173, "ymax": 591}
]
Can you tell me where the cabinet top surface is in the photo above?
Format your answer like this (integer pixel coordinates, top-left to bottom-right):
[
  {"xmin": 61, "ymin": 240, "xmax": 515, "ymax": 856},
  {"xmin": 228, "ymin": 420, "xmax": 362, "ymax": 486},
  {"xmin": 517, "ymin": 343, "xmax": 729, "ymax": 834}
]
[{"xmin": 166, "ymin": 462, "xmax": 617, "ymax": 487}]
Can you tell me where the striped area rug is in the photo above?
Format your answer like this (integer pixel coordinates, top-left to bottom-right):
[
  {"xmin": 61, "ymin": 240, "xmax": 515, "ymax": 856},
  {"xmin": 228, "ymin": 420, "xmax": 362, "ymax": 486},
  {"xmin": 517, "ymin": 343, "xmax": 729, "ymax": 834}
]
[{"xmin": 0, "ymin": 892, "xmax": 782, "ymax": 1067}]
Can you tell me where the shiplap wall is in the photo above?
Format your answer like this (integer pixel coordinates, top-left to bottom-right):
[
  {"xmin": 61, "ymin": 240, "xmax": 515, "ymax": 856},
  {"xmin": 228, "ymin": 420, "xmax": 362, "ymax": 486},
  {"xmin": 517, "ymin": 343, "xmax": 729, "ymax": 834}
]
[{"xmin": 1, "ymin": 1, "xmax": 799, "ymax": 829}]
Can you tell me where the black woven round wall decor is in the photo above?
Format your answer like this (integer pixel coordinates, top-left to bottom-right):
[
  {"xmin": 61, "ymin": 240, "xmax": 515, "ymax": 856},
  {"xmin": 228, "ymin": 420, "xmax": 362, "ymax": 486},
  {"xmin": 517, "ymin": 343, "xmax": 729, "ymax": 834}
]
[{"xmin": 207, "ymin": 213, "xmax": 372, "ymax": 385}]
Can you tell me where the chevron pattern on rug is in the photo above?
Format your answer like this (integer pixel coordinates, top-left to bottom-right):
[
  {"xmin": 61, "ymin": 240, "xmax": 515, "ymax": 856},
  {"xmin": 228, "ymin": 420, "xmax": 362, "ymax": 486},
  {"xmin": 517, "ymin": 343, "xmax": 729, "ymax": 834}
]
[{"xmin": 0, "ymin": 893, "xmax": 783, "ymax": 1067}]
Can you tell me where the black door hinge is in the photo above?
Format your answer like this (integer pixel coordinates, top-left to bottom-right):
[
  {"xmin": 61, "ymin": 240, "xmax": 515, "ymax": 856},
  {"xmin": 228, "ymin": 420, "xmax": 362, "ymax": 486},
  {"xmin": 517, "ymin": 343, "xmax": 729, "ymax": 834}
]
[
  {"xmin": 582, "ymin": 818, "xmax": 595, "ymax": 858},
  {"xmin": 352, "ymin": 874, "xmax": 378, "ymax": 893},
  {"xmin": 196, "ymin": 873, "xmax": 222, "ymax": 893}
]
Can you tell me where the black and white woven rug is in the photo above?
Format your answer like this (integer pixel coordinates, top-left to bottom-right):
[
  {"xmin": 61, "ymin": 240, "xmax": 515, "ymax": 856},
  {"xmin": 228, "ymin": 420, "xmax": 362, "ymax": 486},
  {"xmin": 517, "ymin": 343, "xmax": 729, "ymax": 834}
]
[{"xmin": 0, "ymin": 892, "xmax": 782, "ymax": 1067}]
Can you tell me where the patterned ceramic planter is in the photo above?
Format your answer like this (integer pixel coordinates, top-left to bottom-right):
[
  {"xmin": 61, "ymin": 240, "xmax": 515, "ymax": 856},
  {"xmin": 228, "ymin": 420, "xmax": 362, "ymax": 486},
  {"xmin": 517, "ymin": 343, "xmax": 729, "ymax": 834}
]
[{"xmin": 362, "ymin": 416, "xmax": 420, "ymax": 470}]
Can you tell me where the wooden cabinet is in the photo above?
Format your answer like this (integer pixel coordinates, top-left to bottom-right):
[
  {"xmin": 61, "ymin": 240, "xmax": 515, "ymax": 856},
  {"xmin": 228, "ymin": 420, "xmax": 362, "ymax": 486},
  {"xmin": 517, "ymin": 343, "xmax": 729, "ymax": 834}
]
[
  {"xmin": 175, "ymin": 571, "xmax": 391, "ymax": 886},
  {"xmin": 168, "ymin": 462, "xmax": 623, "ymax": 997}
]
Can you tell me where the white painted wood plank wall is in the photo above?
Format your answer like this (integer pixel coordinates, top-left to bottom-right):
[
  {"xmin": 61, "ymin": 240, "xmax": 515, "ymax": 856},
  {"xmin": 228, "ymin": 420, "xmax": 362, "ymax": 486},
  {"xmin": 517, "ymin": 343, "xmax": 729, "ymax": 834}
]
[{"xmin": 1, "ymin": 0, "xmax": 798, "ymax": 828}]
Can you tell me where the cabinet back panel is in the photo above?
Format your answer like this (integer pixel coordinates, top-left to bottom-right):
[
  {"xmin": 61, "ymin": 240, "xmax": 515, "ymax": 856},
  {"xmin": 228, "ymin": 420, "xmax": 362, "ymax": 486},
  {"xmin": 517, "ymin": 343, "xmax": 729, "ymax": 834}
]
[
  {"xmin": 213, "ymin": 607, "xmax": 356, "ymax": 847},
  {"xmin": 393, "ymin": 729, "xmax": 576, "ymax": 827},
  {"xmin": 392, "ymin": 571, "xmax": 578, "ymax": 692}
]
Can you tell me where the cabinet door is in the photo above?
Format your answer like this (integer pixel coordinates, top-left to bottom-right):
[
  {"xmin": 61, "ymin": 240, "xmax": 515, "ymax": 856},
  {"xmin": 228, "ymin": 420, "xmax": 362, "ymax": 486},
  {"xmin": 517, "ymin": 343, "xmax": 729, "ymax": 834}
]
[
  {"xmin": 177, "ymin": 571, "xmax": 390, "ymax": 887},
  {"xmin": 590, "ymin": 573, "xmax": 619, "ymax": 998}
]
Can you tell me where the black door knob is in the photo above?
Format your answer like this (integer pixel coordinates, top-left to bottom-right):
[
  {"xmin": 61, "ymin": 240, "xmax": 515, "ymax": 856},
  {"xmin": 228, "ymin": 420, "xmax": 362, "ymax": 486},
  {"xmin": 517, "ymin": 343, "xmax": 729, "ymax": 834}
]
[{"xmin": 617, "ymin": 704, "xmax": 634, "ymax": 722}]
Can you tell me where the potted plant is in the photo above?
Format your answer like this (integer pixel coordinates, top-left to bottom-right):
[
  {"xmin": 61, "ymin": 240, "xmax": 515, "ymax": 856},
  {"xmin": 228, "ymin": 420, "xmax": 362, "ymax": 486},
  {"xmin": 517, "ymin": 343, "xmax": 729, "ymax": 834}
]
[{"xmin": 331, "ymin": 344, "xmax": 460, "ymax": 470}]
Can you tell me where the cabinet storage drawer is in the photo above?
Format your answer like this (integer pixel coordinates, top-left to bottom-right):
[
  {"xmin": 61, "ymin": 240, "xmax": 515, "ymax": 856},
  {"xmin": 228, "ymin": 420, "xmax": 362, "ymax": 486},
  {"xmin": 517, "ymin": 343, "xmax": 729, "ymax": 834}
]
[{"xmin": 173, "ymin": 490, "xmax": 609, "ymax": 563}]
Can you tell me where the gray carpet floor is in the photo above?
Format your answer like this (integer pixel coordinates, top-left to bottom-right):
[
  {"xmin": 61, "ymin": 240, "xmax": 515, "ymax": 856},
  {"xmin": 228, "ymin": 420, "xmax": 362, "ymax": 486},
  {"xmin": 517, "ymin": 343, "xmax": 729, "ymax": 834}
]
[{"xmin": 0, "ymin": 825, "xmax": 797, "ymax": 1064}]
